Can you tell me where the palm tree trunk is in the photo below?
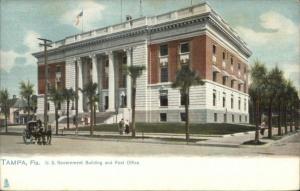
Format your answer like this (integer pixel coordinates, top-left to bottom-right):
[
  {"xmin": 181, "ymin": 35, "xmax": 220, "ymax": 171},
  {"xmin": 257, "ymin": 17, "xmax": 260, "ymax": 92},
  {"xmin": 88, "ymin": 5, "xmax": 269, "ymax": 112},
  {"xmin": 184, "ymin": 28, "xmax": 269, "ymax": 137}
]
[
  {"xmin": 289, "ymin": 107, "xmax": 293, "ymax": 132},
  {"xmin": 277, "ymin": 101, "xmax": 282, "ymax": 136},
  {"xmin": 27, "ymin": 97, "xmax": 30, "ymax": 122},
  {"xmin": 185, "ymin": 93, "xmax": 190, "ymax": 142},
  {"xmin": 5, "ymin": 112, "xmax": 8, "ymax": 133},
  {"xmin": 268, "ymin": 98, "xmax": 273, "ymax": 138},
  {"xmin": 67, "ymin": 100, "xmax": 70, "ymax": 129},
  {"xmin": 131, "ymin": 80, "xmax": 136, "ymax": 138},
  {"xmin": 55, "ymin": 108, "xmax": 58, "ymax": 135},
  {"xmin": 75, "ymin": 61, "xmax": 79, "ymax": 135},
  {"xmin": 94, "ymin": 103, "xmax": 96, "ymax": 126},
  {"xmin": 284, "ymin": 106, "xmax": 288, "ymax": 134},
  {"xmin": 254, "ymin": 99, "xmax": 259, "ymax": 143},
  {"xmin": 90, "ymin": 102, "xmax": 93, "ymax": 136}
]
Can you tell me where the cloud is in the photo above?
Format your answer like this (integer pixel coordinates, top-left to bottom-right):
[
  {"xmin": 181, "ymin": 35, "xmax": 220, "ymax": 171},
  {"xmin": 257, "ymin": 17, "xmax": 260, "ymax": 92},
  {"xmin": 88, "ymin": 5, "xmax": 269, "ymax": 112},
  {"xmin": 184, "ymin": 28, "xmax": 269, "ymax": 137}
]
[
  {"xmin": 0, "ymin": 50, "xmax": 22, "ymax": 72},
  {"xmin": 60, "ymin": 0, "xmax": 105, "ymax": 30},
  {"xmin": 236, "ymin": 11, "xmax": 298, "ymax": 46},
  {"xmin": 0, "ymin": 31, "xmax": 42, "ymax": 72}
]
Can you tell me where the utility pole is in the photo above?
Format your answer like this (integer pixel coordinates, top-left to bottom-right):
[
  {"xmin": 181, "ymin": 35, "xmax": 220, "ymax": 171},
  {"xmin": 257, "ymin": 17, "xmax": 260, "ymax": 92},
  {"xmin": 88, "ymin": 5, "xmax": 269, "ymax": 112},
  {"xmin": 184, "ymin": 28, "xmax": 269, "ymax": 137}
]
[{"xmin": 38, "ymin": 38, "xmax": 52, "ymax": 130}]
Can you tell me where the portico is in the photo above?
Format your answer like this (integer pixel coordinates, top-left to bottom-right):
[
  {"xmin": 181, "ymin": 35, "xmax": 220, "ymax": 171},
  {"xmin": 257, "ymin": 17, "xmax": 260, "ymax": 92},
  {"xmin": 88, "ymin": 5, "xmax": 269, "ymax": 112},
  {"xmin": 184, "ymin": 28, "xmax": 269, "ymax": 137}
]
[{"xmin": 75, "ymin": 49, "xmax": 132, "ymax": 114}]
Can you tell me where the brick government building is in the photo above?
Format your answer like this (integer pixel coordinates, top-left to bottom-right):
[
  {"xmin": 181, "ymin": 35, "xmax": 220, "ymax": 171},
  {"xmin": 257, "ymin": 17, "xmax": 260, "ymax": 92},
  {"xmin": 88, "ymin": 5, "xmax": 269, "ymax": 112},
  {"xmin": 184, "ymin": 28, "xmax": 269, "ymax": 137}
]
[{"xmin": 33, "ymin": 2, "xmax": 252, "ymax": 124}]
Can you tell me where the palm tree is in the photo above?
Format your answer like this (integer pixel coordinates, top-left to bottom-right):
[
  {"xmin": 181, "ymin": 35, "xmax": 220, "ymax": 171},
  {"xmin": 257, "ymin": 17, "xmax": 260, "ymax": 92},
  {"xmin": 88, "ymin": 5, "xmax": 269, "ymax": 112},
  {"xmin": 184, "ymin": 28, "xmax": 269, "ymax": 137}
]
[
  {"xmin": 172, "ymin": 66, "xmax": 204, "ymax": 142},
  {"xmin": 63, "ymin": 88, "xmax": 76, "ymax": 129},
  {"xmin": 0, "ymin": 89, "xmax": 10, "ymax": 133},
  {"xmin": 265, "ymin": 66, "xmax": 284, "ymax": 139},
  {"xmin": 126, "ymin": 65, "xmax": 146, "ymax": 138},
  {"xmin": 283, "ymin": 80, "xmax": 294, "ymax": 134},
  {"xmin": 19, "ymin": 80, "xmax": 34, "ymax": 122},
  {"xmin": 49, "ymin": 86, "xmax": 64, "ymax": 135},
  {"xmin": 275, "ymin": 77, "xmax": 286, "ymax": 136},
  {"xmin": 81, "ymin": 82, "xmax": 98, "ymax": 136},
  {"xmin": 249, "ymin": 60, "xmax": 267, "ymax": 143}
]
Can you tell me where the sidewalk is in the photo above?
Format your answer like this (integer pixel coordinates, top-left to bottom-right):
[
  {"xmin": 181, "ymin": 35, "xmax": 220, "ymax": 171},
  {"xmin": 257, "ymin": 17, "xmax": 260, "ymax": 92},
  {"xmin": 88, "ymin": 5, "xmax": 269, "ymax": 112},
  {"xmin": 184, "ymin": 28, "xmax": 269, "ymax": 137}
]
[{"xmin": 2, "ymin": 124, "xmax": 298, "ymax": 147}]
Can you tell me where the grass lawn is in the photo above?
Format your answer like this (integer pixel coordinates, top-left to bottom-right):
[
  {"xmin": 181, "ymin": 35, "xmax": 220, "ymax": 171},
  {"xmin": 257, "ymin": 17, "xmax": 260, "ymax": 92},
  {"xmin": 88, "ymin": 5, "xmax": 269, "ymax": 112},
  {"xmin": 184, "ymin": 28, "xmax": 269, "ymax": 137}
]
[{"xmin": 67, "ymin": 123, "xmax": 255, "ymax": 135}]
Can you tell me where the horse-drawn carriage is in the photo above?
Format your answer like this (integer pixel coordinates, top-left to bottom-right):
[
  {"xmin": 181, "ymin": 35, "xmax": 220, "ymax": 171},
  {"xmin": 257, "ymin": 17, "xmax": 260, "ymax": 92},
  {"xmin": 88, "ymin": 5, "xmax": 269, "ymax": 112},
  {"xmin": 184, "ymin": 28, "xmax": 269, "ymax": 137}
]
[{"xmin": 22, "ymin": 120, "xmax": 52, "ymax": 145}]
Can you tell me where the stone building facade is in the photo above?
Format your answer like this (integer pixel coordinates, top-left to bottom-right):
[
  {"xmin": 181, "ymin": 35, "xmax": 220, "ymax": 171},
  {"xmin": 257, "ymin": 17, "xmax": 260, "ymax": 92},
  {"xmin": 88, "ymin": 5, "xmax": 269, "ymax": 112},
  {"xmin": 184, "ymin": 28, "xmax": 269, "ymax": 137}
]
[{"xmin": 33, "ymin": 2, "xmax": 252, "ymax": 124}]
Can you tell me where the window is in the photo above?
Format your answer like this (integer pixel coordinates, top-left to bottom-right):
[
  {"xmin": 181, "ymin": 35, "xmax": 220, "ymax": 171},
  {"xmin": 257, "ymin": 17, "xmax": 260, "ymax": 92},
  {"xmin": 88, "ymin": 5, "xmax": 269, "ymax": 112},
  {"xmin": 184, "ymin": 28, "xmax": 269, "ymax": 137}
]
[
  {"xmin": 232, "ymin": 114, "xmax": 235, "ymax": 122},
  {"xmin": 222, "ymin": 76, "xmax": 227, "ymax": 85},
  {"xmin": 223, "ymin": 52, "xmax": 225, "ymax": 60},
  {"xmin": 56, "ymin": 66, "xmax": 61, "ymax": 72},
  {"xmin": 180, "ymin": 112, "xmax": 186, "ymax": 121},
  {"xmin": 160, "ymin": 90, "xmax": 168, "ymax": 106},
  {"xmin": 244, "ymin": 67, "xmax": 247, "ymax": 73},
  {"xmin": 58, "ymin": 102, "xmax": 61, "ymax": 110},
  {"xmin": 244, "ymin": 98, "xmax": 247, "ymax": 111},
  {"xmin": 212, "ymin": 45, "xmax": 216, "ymax": 55},
  {"xmin": 213, "ymin": 72, "xmax": 217, "ymax": 82},
  {"xmin": 223, "ymin": 95, "xmax": 226, "ymax": 108},
  {"xmin": 231, "ymin": 95, "xmax": 234, "ymax": 109},
  {"xmin": 245, "ymin": 116, "xmax": 247, "ymax": 122},
  {"xmin": 238, "ymin": 97, "xmax": 241, "ymax": 110},
  {"xmin": 160, "ymin": 66, "xmax": 168, "ymax": 82},
  {"xmin": 238, "ymin": 63, "xmax": 241, "ymax": 70},
  {"xmin": 160, "ymin": 44, "xmax": 168, "ymax": 56},
  {"xmin": 180, "ymin": 42, "xmax": 189, "ymax": 53},
  {"xmin": 181, "ymin": 94, "xmax": 189, "ymax": 106},
  {"xmin": 231, "ymin": 80, "xmax": 234, "ymax": 88},
  {"xmin": 213, "ymin": 90, "xmax": 216, "ymax": 106},
  {"xmin": 224, "ymin": 114, "xmax": 227, "ymax": 123},
  {"xmin": 239, "ymin": 115, "xmax": 242, "ymax": 122},
  {"xmin": 160, "ymin": 113, "xmax": 167, "ymax": 122},
  {"xmin": 47, "ymin": 102, "xmax": 50, "ymax": 111},
  {"xmin": 238, "ymin": 84, "xmax": 241, "ymax": 91},
  {"xmin": 214, "ymin": 113, "xmax": 218, "ymax": 122},
  {"xmin": 231, "ymin": 57, "xmax": 233, "ymax": 65}
]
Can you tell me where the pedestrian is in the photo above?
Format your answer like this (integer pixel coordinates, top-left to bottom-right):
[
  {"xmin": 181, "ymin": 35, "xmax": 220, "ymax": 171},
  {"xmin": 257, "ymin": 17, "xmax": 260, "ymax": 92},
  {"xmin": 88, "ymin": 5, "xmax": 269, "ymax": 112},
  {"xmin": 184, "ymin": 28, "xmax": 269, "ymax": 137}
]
[
  {"xmin": 118, "ymin": 118, "xmax": 124, "ymax": 135},
  {"xmin": 125, "ymin": 120, "xmax": 130, "ymax": 134},
  {"xmin": 260, "ymin": 121, "xmax": 266, "ymax": 135}
]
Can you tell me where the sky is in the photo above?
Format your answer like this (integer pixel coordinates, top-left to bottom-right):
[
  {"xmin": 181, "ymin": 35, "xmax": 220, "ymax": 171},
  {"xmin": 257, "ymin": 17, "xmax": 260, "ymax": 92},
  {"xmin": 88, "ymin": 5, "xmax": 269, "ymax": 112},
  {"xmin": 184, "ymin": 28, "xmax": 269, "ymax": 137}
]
[{"xmin": 0, "ymin": 0, "xmax": 299, "ymax": 96}]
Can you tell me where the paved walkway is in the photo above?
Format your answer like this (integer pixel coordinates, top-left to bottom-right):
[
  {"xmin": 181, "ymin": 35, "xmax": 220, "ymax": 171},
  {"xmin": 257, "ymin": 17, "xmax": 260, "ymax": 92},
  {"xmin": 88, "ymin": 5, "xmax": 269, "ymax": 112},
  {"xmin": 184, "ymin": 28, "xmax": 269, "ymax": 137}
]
[{"xmin": 1, "ymin": 125, "xmax": 298, "ymax": 147}]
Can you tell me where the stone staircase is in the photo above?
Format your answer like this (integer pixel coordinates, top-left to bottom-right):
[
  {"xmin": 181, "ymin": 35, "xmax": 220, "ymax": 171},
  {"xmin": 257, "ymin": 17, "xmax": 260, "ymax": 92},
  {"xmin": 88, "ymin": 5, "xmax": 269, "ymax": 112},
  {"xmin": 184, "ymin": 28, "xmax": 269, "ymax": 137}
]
[{"xmin": 57, "ymin": 112, "xmax": 114, "ymax": 125}]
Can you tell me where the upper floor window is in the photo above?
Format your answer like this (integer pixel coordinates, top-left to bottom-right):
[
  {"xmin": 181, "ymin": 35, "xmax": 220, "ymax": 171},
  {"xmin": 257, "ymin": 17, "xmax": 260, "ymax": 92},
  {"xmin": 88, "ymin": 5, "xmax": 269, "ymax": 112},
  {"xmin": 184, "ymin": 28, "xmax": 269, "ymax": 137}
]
[
  {"xmin": 231, "ymin": 57, "xmax": 233, "ymax": 65},
  {"xmin": 231, "ymin": 80, "xmax": 234, "ymax": 88},
  {"xmin": 238, "ymin": 84, "xmax": 241, "ymax": 91},
  {"xmin": 244, "ymin": 98, "xmax": 247, "ymax": 111},
  {"xmin": 222, "ymin": 52, "xmax": 226, "ymax": 60},
  {"xmin": 231, "ymin": 95, "xmax": 234, "ymax": 109},
  {"xmin": 160, "ymin": 66, "xmax": 168, "ymax": 82},
  {"xmin": 180, "ymin": 42, "xmax": 189, "ymax": 54},
  {"xmin": 222, "ymin": 76, "xmax": 227, "ymax": 85},
  {"xmin": 238, "ymin": 97, "xmax": 241, "ymax": 110},
  {"xmin": 244, "ymin": 67, "xmax": 247, "ymax": 73},
  {"xmin": 212, "ymin": 45, "xmax": 216, "ymax": 55},
  {"xmin": 213, "ymin": 72, "xmax": 217, "ymax": 82},
  {"xmin": 160, "ymin": 44, "xmax": 168, "ymax": 56},
  {"xmin": 238, "ymin": 63, "xmax": 241, "ymax": 70}
]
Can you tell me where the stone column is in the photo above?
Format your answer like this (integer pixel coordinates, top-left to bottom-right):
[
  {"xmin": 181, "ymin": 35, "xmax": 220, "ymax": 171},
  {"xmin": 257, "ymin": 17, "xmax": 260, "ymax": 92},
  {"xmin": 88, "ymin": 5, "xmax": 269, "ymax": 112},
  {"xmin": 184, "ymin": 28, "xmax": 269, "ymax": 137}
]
[
  {"xmin": 108, "ymin": 51, "xmax": 115, "ymax": 111},
  {"xmin": 97, "ymin": 56, "xmax": 103, "ymax": 111},
  {"xmin": 126, "ymin": 48, "xmax": 132, "ymax": 109},
  {"xmin": 77, "ymin": 58, "xmax": 83, "ymax": 113},
  {"xmin": 91, "ymin": 54, "xmax": 98, "ymax": 84}
]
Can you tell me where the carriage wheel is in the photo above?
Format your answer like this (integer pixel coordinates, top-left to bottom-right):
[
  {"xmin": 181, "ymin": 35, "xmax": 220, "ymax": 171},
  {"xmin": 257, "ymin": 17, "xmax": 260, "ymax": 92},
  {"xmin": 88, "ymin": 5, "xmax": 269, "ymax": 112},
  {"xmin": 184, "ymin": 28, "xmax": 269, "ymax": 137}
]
[{"xmin": 22, "ymin": 131, "xmax": 31, "ymax": 144}]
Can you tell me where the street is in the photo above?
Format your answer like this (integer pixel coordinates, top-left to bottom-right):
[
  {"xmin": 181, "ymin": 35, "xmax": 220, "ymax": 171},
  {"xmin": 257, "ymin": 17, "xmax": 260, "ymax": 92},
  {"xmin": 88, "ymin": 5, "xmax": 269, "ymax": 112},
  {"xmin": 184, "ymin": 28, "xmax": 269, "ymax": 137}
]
[{"xmin": 1, "ymin": 131, "xmax": 299, "ymax": 156}]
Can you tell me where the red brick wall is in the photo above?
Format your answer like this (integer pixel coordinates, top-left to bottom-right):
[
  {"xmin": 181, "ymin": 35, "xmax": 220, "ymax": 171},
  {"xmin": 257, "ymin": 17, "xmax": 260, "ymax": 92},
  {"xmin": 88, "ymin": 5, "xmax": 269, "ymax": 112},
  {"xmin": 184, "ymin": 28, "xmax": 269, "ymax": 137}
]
[
  {"xmin": 148, "ymin": 44, "xmax": 159, "ymax": 84},
  {"xmin": 38, "ymin": 62, "xmax": 65, "ymax": 94},
  {"xmin": 148, "ymin": 34, "xmax": 249, "ymax": 93},
  {"xmin": 191, "ymin": 35, "xmax": 207, "ymax": 79}
]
